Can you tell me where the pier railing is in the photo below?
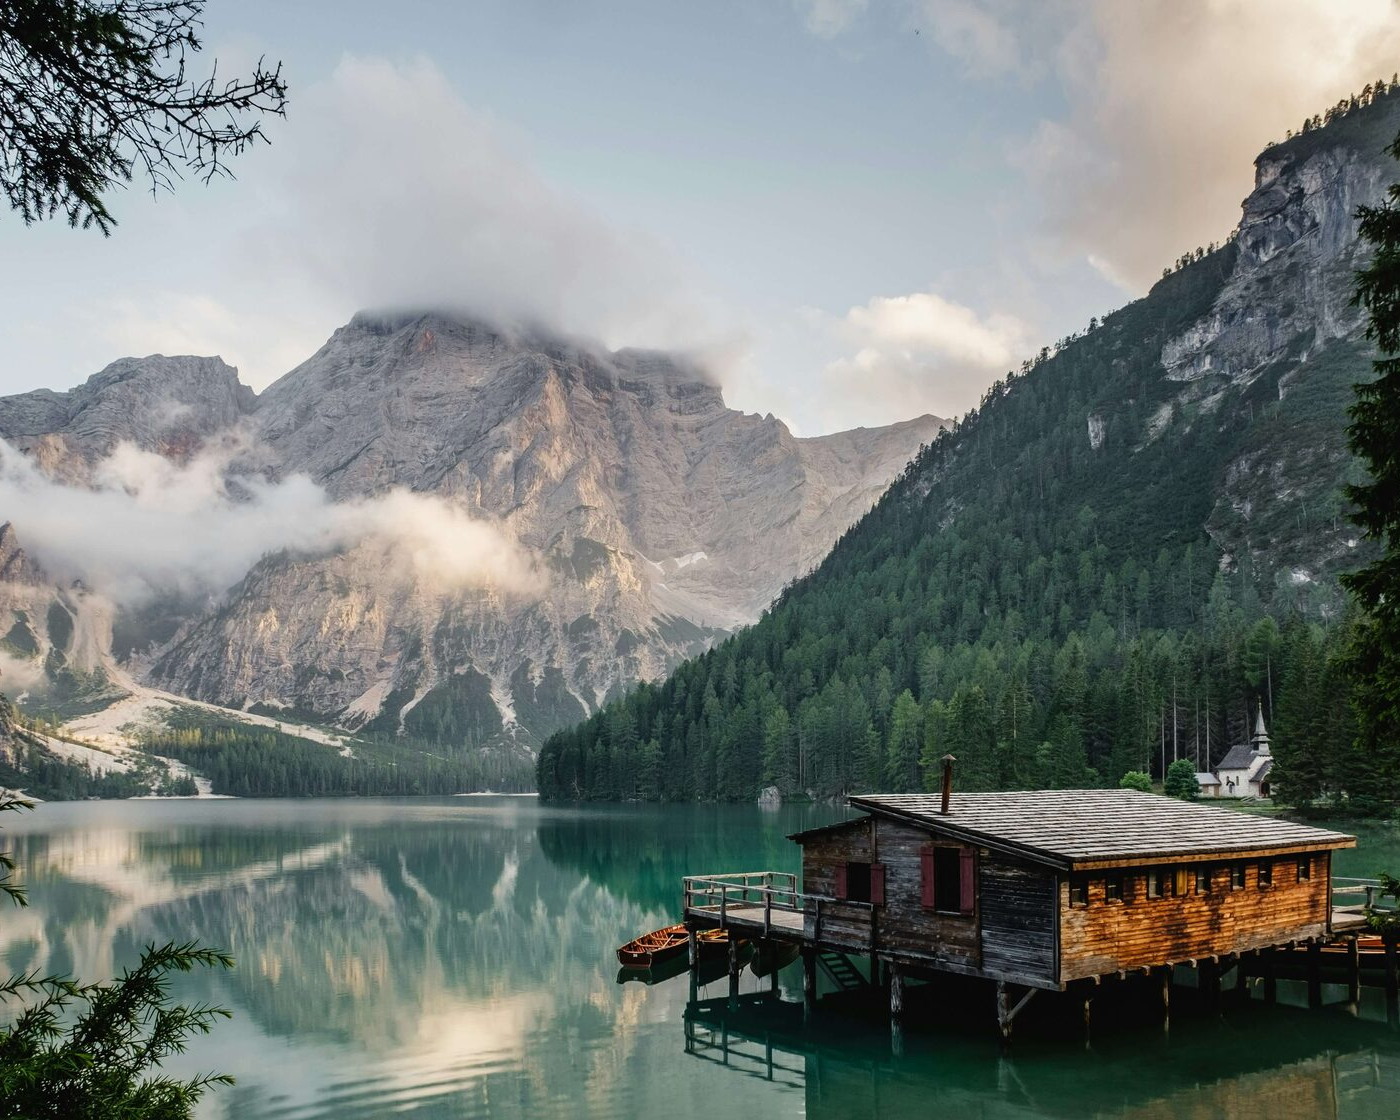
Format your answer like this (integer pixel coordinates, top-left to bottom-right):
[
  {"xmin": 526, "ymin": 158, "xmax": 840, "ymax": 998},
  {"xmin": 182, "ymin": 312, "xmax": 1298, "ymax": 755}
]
[
  {"xmin": 683, "ymin": 871, "xmax": 873, "ymax": 941},
  {"xmin": 1333, "ymin": 877, "xmax": 1394, "ymax": 919}
]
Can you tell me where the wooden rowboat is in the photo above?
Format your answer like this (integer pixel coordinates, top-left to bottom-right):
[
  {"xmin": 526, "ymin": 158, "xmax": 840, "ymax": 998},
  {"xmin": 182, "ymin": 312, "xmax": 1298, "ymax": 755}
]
[{"xmin": 616, "ymin": 924, "xmax": 730, "ymax": 969}]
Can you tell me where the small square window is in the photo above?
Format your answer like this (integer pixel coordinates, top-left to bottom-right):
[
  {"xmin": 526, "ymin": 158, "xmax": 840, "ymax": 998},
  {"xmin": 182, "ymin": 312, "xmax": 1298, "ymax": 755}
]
[
  {"xmin": 1069, "ymin": 876, "xmax": 1088, "ymax": 907},
  {"xmin": 1105, "ymin": 875, "xmax": 1124, "ymax": 903},
  {"xmin": 1195, "ymin": 867, "xmax": 1211, "ymax": 894},
  {"xmin": 1258, "ymin": 862, "xmax": 1273, "ymax": 888},
  {"xmin": 1297, "ymin": 856, "xmax": 1311, "ymax": 881},
  {"xmin": 1230, "ymin": 863, "xmax": 1246, "ymax": 890},
  {"xmin": 1147, "ymin": 868, "xmax": 1172, "ymax": 899}
]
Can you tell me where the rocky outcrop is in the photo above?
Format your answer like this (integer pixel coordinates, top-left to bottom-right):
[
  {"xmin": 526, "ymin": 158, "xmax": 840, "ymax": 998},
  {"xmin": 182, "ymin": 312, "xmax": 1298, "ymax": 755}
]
[{"xmin": 0, "ymin": 355, "xmax": 255, "ymax": 482}]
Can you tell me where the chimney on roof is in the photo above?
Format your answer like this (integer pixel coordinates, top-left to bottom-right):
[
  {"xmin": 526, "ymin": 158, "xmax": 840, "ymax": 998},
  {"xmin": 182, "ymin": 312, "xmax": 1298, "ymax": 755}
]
[{"xmin": 940, "ymin": 754, "xmax": 956, "ymax": 815}]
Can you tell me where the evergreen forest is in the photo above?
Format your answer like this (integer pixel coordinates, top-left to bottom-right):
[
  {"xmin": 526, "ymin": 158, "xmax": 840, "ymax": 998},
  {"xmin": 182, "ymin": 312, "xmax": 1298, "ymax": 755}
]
[{"xmin": 537, "ymin": 90, "xmax": 1400, "ymax": 812}]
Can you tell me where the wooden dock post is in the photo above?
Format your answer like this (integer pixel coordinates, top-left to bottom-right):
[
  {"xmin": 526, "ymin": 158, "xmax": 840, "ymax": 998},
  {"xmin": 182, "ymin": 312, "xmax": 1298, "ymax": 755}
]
[
  {"xmin": 1158, "ymin": 966, "xmax": 1171, "ymax": 1027},
  {"xmin": 889, "ymin": 961, "xmax": 905, "ymax": 1021},
  {"xmin": 1263, "ymin": 949, "xmax": 1277, "ymax": 1004},
  {"xmin": 802, "ymin": 947, "xmax": 816, "ymax": 1011},
  {"xmin": 1307, "ymin": 941, "xmax": 1322, "ymax": 1009},
  {"xmin": 1233, "ymin": 954, "xmax": 1248, "ymax": 1000},
  {"xmin": 728, "ymin": 936, "xmax": 740, "ymax": 1001}
]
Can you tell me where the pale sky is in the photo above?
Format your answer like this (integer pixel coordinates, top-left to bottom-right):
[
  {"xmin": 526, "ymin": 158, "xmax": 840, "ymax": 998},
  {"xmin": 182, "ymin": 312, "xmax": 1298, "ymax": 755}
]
[{"xmin": 2, "ymin": 0, "xmax": 1398, "ymax": 434}]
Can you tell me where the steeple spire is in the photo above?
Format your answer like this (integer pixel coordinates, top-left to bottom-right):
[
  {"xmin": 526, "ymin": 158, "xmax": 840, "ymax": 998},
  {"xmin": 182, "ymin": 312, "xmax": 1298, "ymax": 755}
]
[{"xmin": 1252, "ymin": 700, "xmax": 1270, "ymax": 755}]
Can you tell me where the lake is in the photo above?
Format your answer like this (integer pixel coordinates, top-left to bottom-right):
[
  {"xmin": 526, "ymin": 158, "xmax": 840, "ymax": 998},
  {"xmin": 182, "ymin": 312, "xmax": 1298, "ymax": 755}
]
[{"xmin": 3, "ymin": 797, "xmax": 1400, "ymax": 1118}]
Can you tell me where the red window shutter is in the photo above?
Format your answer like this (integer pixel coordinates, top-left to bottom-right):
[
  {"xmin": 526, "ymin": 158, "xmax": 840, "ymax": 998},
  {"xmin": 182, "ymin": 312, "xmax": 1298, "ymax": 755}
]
[
  {"xmin": 834, "ymin": 862, "xmax": 848, "ymax": 900},
  {"xmin": 959, "ymin": 847, "xmax": 976, "ymax": 915},
  {"xmin": 871, "ymin": 862, "xmax": 886, "ymax": 907},
  {"xmin": 920, "ymin": 847, "xmax": 934, "ymax": 909}
]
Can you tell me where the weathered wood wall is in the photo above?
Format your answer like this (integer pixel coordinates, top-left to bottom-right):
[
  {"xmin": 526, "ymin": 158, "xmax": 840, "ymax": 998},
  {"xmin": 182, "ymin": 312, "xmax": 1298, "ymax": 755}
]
[
  {"xmin": 799, "ymin": 816, "xmax": 1059, "ymax": 982},
  {"xmin": 870, "ymin": 818, "xmax": 980, "ymax": 970},
  {"xmin": 979, "ymin": 853, "xmax": 1057, "ymax": 982},
  {"xmin": 1059, "ymin": 852, "xmax": 1331, "ymax": 980},
  {"xmin": 800, "ymin": 819, "xmax": 876, "ymax": 949}
]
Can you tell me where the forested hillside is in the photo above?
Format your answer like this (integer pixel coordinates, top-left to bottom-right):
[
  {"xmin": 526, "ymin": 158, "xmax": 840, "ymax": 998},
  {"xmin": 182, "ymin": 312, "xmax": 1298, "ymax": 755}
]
[{"xmin": 537, "ymin": 84, "xmax": 1400, "ymax": 809}]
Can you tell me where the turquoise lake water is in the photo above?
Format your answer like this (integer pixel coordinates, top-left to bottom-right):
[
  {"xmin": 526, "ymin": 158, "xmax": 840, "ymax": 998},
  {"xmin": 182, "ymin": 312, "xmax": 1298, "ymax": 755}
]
[{"xmin": 3, "ymin": 796, "xmax": 1399, "ymax": 1118}]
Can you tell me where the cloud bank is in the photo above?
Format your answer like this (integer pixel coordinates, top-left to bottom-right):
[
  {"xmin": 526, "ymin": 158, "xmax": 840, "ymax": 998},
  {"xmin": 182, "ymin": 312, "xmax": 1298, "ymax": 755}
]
[
  {"xmin": 0, "ymin": 438, "xmax": 544, "ymax": 607},
  {"xmin": 916, "ymin": 0, "xmax": 1400, "ymax": 289}
]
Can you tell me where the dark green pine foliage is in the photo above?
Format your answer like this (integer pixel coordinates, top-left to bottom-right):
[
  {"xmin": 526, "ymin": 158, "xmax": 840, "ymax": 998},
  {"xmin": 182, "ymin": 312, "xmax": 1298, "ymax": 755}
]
[
  {"xmin": 1341, "ymin": 124, "xmax": 1400, "ymax": 808},
  {"xmin": 537, "ymin": 91, "xmax": 1400, "ymax": 808}
]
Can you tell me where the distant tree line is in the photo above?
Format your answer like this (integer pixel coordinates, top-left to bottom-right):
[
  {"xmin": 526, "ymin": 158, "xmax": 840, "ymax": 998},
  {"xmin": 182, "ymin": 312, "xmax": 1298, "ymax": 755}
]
[
  {"xmin": 140, "ymin": 716, "xmax": 532, "ymax": 797},
  {"xmin": 1277, "ymin": 75, "xmax": 1399, "ymax": 145}
]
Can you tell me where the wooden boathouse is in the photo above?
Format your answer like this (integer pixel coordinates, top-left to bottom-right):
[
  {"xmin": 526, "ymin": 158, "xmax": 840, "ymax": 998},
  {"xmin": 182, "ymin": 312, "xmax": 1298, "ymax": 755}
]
[{"xmin": 682, "ymin": 786, "xmax": 1365, "ymax": 1040}]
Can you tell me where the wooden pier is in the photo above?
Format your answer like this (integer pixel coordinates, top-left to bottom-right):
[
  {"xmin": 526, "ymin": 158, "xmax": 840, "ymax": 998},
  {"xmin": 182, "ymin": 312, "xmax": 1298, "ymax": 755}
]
[{"xmin": 681, "ymin": 787, "xmax": 1399, "ymax": 1042}]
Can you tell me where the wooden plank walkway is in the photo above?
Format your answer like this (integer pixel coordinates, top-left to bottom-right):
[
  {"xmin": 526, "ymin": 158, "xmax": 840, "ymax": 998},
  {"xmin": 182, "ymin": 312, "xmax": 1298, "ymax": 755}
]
[
  {"xmin": 688, "ymin": 904, "xmax": 805, "ymax": 937},
  {"xmin": 1333, "ymin": 908, "xmax": 1371, "ymax": 933}
]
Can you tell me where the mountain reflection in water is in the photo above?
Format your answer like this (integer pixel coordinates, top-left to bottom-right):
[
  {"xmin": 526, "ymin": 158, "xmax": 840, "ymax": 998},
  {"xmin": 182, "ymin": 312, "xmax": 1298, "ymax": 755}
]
[{"xmin": 2, "ymin": 797, "xmax": 1398, "ymax": 1119}]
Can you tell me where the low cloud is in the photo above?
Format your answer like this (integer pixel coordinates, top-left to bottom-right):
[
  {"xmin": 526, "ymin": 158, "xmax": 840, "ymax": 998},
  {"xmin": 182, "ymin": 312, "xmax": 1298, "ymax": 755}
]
[
  {"xmin": 0, "ymin": 437, "xmax": 544, "ymax": 607},
  {"xmin": 818, "ymin": 290, "xmax": 1029, "ymax": 426},
  {"xmin": 252, "ymin": 54, "xmax": 714, "ymax": 356},
  {"xmin": 918, "ymin": 0, "xmax": 1400, "ymax": 290},
  {"xmin": 60, "ymin": 52, "xmax": 725, "ymax": 395}
]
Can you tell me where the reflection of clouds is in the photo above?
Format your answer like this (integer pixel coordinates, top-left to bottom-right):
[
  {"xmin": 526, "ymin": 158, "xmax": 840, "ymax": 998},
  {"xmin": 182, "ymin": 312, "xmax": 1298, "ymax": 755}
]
[{"xmin": 1, "ymin": 802, "xmax": 744, "ymax": 1120}]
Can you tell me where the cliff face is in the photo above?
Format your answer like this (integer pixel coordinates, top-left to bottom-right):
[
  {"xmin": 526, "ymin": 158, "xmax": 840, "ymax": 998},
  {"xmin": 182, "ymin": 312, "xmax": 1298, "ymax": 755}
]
[
  {"xmin": 0, "ymin": 321, "xmax": 942, "ymax": 748},
  {"xmin": 1153, "ymin": 102, "xmax": 1400, "ymax": 591}
]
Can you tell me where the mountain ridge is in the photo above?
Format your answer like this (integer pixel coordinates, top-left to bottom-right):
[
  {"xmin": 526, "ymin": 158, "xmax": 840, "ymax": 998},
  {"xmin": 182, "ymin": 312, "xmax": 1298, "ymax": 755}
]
[{"xmin": 0, "ymin": 312, "xmax": 944, "ymax": 765}]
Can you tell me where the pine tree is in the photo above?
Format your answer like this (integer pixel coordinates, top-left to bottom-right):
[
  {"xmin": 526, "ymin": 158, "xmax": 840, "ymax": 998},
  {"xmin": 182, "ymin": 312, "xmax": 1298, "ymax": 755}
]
[{"xmin": 1341, "ymin": 125, "xmax": 1400, "ymax": 807}]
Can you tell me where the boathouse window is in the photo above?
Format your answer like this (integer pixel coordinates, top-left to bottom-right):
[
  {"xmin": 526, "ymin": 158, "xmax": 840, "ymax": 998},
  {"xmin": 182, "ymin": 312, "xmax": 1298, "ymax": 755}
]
[
  {"xmin": 1069, "ymin": 875, "xmax": 1088, "ymax": 908},
  {"xmin": 921, "ymin": 845, "xmax": 975, "ymax": 916},
  {"xmin": 1258, "ymin": 861, "xmax": 1273, "ymax": 888},
  {"xmin": 836, "ymin": 861, "xmax": 884, "ymax": 905},
  {"xmin": 1231, "ymin": 862, "xmax": 1246, "ymax": 890},
  {"xmin": 1147, "ymin": 868, "xmax": 1172, "ymax": 899},
  {"xmin": 1104, "ymin": 874, "xmax": 1124, "ymax": 903},
  {"xmin": 1195, "ymin": 867, "xmax": 1211, "ymax": 894},
  {"xmin": 1297, "ymin": 856, "xmax": 1311, "ymax": 881}
]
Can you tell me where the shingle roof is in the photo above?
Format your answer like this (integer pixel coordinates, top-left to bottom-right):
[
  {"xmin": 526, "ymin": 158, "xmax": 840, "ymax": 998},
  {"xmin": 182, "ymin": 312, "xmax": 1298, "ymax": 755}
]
[
  {"xmin": 847, "ymin": 790, "xmax": 1353, "ymax": 869},
  {"xmin": 1215, "ymin": 744, "xmax": 1260, "ymax": 771}
]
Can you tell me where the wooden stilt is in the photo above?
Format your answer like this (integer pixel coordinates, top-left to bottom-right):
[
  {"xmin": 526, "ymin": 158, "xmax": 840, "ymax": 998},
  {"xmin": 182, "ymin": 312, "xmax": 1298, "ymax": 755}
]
[
  {"xmin": 1202, "ymin": 959, "xmax": 1221, "ymax": 1015},
  {"xmin": 803, "ymin": 947, "xmax": 817, "ymax": 1010},
  {"xmin": 1159, "ymin": 966, "xmax": 1171, "ymax": 1018},
  {"xmin": 1263, "ymin": 949, "xmax": 1277, "ymax": 1004},
  {"xmin": 688, "ymin": 929, "xmax": 698, "ymax": 969},
  {"xmin": 1081, "ymin": 990, "xmax": 1093, "ymax": 1048},
  {"xmin": 1307, "ymin": 940, "xmax": 1322, "ymax": 1009},
  {"xmin": 1385, "ymin": 934, "xmax": 1399, "ymax": 1026},
  {"xmin": 996, "ymin": 980, "xmax": 1012, "ymax": 1047},
  {"xmin": 728, "ymin": 936, "xmax": 740, "ymax": 1002},
  {"xmin": 889, "ymin": 961, "xmax": 905, "ymax": 1020},
  {"xmin": 1347, "ymin": 938, "xmax": 1361, "ymax": 1014},
  {"xmin": 1233, "ymin": 953, "xmax": 1248, "ymax": 999}
]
